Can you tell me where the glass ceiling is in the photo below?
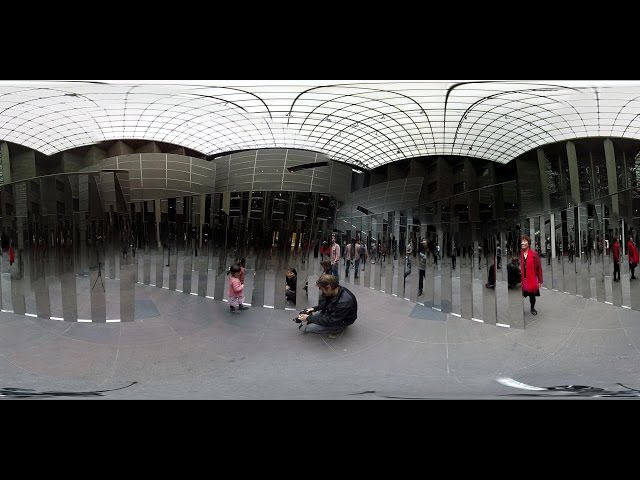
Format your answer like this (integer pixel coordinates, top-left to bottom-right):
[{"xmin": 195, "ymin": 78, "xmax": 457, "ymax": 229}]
[{"xmin": 1, "ymin": 80, "xmax": 640, "ymax": 169}]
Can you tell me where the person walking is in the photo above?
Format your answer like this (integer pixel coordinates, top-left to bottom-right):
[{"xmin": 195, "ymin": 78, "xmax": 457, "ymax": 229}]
[
  {"xmin": 612, "ymin": 238, "xmax": 620, "ymax": 282},
  {"xmin": 330, "ymin": 234, "xmax": 341, "ymax": 281},
  {"xmin": 628, "ymin": 236, "xmax": 639, "ymax": 280},
  {"xmin": 451, "ymin": 243, "xmax": 457, "ymax": 270},
  {"xmin": 354, "ymin": 240, "xmax": 362, "ymax": 278},
  {"xmin": 344, "ymin": 241, "xmax": 353, "ymax": 279},
  {"xmin": 520, "ymin": 234, "xmax": 543, "ymax": 316},
  {"xmin": 418, "ymin": 240, "xmax": 427, "ymax": 295}
]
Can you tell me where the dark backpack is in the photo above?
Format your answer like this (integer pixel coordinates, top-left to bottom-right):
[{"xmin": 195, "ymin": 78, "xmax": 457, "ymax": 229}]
[{"xmin": 359, "ymin": 244, "xmax": 366, "ymax": 255}]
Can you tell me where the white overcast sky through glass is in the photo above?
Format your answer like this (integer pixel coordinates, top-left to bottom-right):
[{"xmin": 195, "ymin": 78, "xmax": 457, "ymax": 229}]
[{"xmin": 0, "ymin": 80, "xmax": 639, "ymax": 168}]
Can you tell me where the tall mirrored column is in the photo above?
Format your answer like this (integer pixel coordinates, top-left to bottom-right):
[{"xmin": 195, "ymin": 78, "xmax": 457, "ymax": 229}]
[
  {"xmin": 600, "ymin": 197, "xmax": 613, "ymax": 304},
  {"xmin": 553, "ymin": 212, "xmax": 566, "ymax": 293},
  {"xmin": 439, "ymin": 201, "xmax": 452, "ymax": 314},
  {"xmin": 609, "ymin": 199, "xmax": 623, "ymax": 307},
  {"xmin": 373, "ymin": 213, "xmax": 382, "ymax": 291},
  {"xmin": 593, "ymin": 202, "xmax": 606, "ymax": 303},
  {"xmin": 563, "ymin": 208, "xmax": 578, "ymax": 295},
  {"xmin": 479, "ymin": 187, "xmax": 496, "ymax": 325},
  {"xmin": 384, "ymin": 212, "xmax": 394, "ymax": 295},
  {"xmin": 577, "ymin": 205, "xmax": 592, "ymax": 299},
  {"xmin": 407, "ymin": 209, "xmax": 419, "ymax": 303},
  {"xmin": 457, "ymin": 195, "xmax": 472, "ymax": 320}
]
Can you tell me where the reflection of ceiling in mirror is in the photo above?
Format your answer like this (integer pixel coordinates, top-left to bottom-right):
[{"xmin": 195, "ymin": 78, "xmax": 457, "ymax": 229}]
[{"xmin": 2, "ymin": 80, "xmax": 640, "ymax": 169}]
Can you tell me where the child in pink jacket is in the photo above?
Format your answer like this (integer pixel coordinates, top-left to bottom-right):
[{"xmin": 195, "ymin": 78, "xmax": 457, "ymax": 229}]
[{"xmin": 227, "ymin": 265, "xmax": 247, "ymax": 312}]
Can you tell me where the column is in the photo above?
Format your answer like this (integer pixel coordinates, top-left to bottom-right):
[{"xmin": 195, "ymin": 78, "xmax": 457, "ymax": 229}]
[{"xmin": 566, "ymin": 141, "xmax": 581, "ymax": 206}]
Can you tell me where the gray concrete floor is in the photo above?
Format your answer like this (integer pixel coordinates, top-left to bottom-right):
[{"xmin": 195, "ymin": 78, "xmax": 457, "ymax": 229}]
[{"xmin": 1, "ymin": 269, "xmax": 640, "ymax": 398}]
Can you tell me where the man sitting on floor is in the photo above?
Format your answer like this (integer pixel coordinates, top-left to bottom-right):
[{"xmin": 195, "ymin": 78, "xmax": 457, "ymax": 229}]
[{"xmin": 297, "ymin": 274, "xmax": 357, "ymax": 338}]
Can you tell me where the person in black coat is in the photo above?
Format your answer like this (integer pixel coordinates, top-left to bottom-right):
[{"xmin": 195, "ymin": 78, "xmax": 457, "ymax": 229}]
[
  {"xmin": 507, "ymin": 257, "xmax": 521, "ymax": 288},
  {"xmin": 298, "ymin": 274, "xmax": 358, "ymax": 337},
  {"xmin": 286, "ymin": 267, "xmax": 297, "ymax": 304}
]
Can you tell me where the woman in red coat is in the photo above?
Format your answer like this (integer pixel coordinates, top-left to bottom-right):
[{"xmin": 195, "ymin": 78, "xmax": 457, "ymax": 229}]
[
  {"xmin": 612, "ymin": 237, "xmax": 621, "ymax": 282},
  {"xmin": 520, "ymin": 234, "xmax": 543, "ymax": 315},
  {"xmin": 627, "ymin": 236, "xmax": 639, "ymax": 280}
]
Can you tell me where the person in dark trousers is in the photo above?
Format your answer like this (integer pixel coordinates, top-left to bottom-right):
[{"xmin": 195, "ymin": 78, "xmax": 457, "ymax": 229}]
[
  {"xmin": 545, "ymin": 238, "xmax": 551, "ymax": 266},
  {"xmin": 485, "ymin": 263, "xmax": 496, "ymax": 288},
  {"xmin": 507, "ymin": 257, "xmax": 521, "ymax": 288},
  {"xmin": 358, "ymin": 241, "xmax": 367, "ymax": 272},
  {"xmin": 451, "ymin": 243, "xmax": 456, "ymax": 269},
  {"xmin": 418, "ymin": 240, "xmax": 427, "ymax": 296},
  {"xmin": 353, "ymin": 240, "xmax": 362, "ymax": 278},
  {"xmin": 628, "ymin": 236, "xmax": 639, "ymax": 280},
  {"xmin": 344, "ymin": 241, "xmax": 353, "ymax": 279},
  {"xmin": 404, "ymin": 243, "xmax": 412, "ymax": 279},
  {"xmin": 297, "ymin": 274, "xmax": 358, "ymax": 338},
  {"xmin": 612, "ymin": 238, "xmax": 620, "ymax": 282},
  {"xmin": 520, "ymin": 234, "xmax": 543, "ymax": 316},
  {"xmin": 568, "ymin": 241, "xmax": 575, "ymax": 263}
]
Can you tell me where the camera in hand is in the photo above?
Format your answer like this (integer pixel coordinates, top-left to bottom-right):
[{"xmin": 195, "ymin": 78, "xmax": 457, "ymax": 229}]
[{"xmin": 293, "ymin": 309, "xmax": 312, "ymax": 323}]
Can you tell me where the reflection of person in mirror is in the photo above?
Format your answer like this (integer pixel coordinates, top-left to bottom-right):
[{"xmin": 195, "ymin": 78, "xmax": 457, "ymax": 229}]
[
  {"xmin": 507, "ymin": 257, "xmax": 521, "ymax": 288},
  {"xmin": 450, "ymin": 243, "xmax": 457, "ymax": 270},
  {"xmin": 520, "ymin": 234, "xmax": 543, "ymax": 316},
  {"xmin": 237, "ymin": 258, "xmax": 246, "ymax": 285},
  {"xmin": 418, "ymin": 240, "xmax": 427, "ymax": 295},
  {"xmin": 486, "ymin": 262, "xmax": 496, "ymax": 288},
  {"xmin": 568, "ymin": 240, "xmax": 575, "ymax": 263},
  {"xmin": 404, "ymin": 243, "xmax": 412, "ymax": 279},
  {"xmin": 344, "ymin": 241, "xmax": 353, "ymax": 279},
  {"xmin": 285, "ymin": 267, "xmax": 297, "ymax": 305},
  {"xmin": 628, "ymin": 236, "xmax": 639, "ymax": 280},
  {"xmin": 330, "ymin": 234, "xmax": 340, "ymax": 280},
  {"xmin": 612, "ymin": 237, "xmax": 620, "ymax": 282},
  {"xmin": 95, "ymin": 233, "xmax": 104, "ymax": 263}
]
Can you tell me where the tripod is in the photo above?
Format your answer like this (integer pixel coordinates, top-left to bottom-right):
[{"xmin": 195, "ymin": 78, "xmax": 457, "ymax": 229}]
[{"xmin": 92, "ymin": 261, "xmax": 105, "ymax": 292}]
